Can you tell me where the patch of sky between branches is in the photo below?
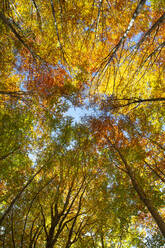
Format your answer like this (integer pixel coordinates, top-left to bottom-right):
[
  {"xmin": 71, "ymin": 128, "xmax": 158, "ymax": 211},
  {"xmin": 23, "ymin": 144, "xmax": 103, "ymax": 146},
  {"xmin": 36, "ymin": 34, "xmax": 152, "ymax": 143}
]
[
  {"xmin": 64, "ymin": 106, "xmax": 89, "ymax": 123},
  {"xmin": 64, "ymin": 101, "xmax": 100, "ymax": 124}
]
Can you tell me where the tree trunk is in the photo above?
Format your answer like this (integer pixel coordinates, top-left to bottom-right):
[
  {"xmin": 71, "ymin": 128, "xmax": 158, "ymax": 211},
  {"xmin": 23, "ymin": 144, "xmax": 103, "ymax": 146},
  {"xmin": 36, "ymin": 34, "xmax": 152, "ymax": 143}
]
[
  {"xmin": 107, "ymin": 138, "xmax": 165, "ymax": 237},
  {"xmin": 117, "ymin": 146, "xmax": 165, "ymax": 237}
]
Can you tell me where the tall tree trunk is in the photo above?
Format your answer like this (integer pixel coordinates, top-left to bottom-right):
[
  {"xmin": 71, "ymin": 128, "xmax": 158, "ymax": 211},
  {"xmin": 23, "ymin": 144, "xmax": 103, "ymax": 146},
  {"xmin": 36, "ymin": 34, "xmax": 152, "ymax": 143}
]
[
  {"xmin": 117, "ymin": 147, "xmax": 165, "ymax": 237},
  {"xmin": 106, "ymin": 138, "xmax": 165, "ymax": 237}
]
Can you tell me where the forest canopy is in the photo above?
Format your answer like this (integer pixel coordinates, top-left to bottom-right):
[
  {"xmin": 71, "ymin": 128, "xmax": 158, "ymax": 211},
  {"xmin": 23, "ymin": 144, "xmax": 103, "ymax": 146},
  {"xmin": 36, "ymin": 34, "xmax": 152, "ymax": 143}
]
[{"xmin": 0, "ymin": 0, "xmax": 165, "ymax": 247}]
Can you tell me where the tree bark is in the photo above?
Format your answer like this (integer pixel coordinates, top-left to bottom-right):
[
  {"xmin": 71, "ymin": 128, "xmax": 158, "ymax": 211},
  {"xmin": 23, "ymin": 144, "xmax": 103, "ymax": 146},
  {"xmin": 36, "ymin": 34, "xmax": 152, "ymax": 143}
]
[
  {"xmin": 0, "ymin": 12, "xmax": 35, "ymax": 57},
  {"xmin": 106, "ymin": 138, "xmax": 165, "ymax": 237},
  {"xmin": 110, "ymin": 97, "xmax": 165, "ymax": 109},
  {"xmin": 117, "ymin": 147, "xmax": 165, "ymax": 237},
  {"xmin": 0, "ymin": 166, "xmax": 43, "ymax": 226}
]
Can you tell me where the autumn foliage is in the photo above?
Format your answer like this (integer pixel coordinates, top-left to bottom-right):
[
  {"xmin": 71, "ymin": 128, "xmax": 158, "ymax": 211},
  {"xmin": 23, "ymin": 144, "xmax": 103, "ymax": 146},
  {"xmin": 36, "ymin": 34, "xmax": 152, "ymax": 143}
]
[{"xmin": 0, "ymin": 0, "xmax": 165, "ymax": 247}]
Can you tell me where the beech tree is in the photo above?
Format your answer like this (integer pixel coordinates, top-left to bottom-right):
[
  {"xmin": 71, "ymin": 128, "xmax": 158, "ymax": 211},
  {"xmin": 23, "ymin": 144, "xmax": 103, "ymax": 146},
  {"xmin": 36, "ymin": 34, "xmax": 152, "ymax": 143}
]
[
  {"xmin": 0, "ymin": 0, "xmax": 165, "ymax": 247},
  {"xmin": 89, "ymin": 114, "xmax": 165, "ymax": 237}
]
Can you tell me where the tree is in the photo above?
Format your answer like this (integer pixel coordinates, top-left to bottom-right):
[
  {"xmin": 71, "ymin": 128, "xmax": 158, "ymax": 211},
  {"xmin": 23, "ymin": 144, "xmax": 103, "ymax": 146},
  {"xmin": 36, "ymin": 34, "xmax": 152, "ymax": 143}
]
[
  {"xmin": 1, "ymin": 0, "xmax": 163, "ymax": 105},
  {"xmin": 0, "ymin": 0, "xmax": 165, "ymax": 246},
  {"xmin": 89, "ymin": 114, "xmax": 165, "ymax": 237},
  {"xmin": 0, "ymin": 122, "xmax": 111, "ymax": 247}
]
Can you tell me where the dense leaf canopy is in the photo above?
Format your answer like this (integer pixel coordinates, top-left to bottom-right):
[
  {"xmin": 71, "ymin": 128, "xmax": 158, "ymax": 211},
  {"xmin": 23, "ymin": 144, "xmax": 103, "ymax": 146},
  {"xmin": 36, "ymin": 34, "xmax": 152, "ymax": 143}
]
[{"xmin": 0, "ymin": 0, "xmax": 165, "ymax": 247}]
